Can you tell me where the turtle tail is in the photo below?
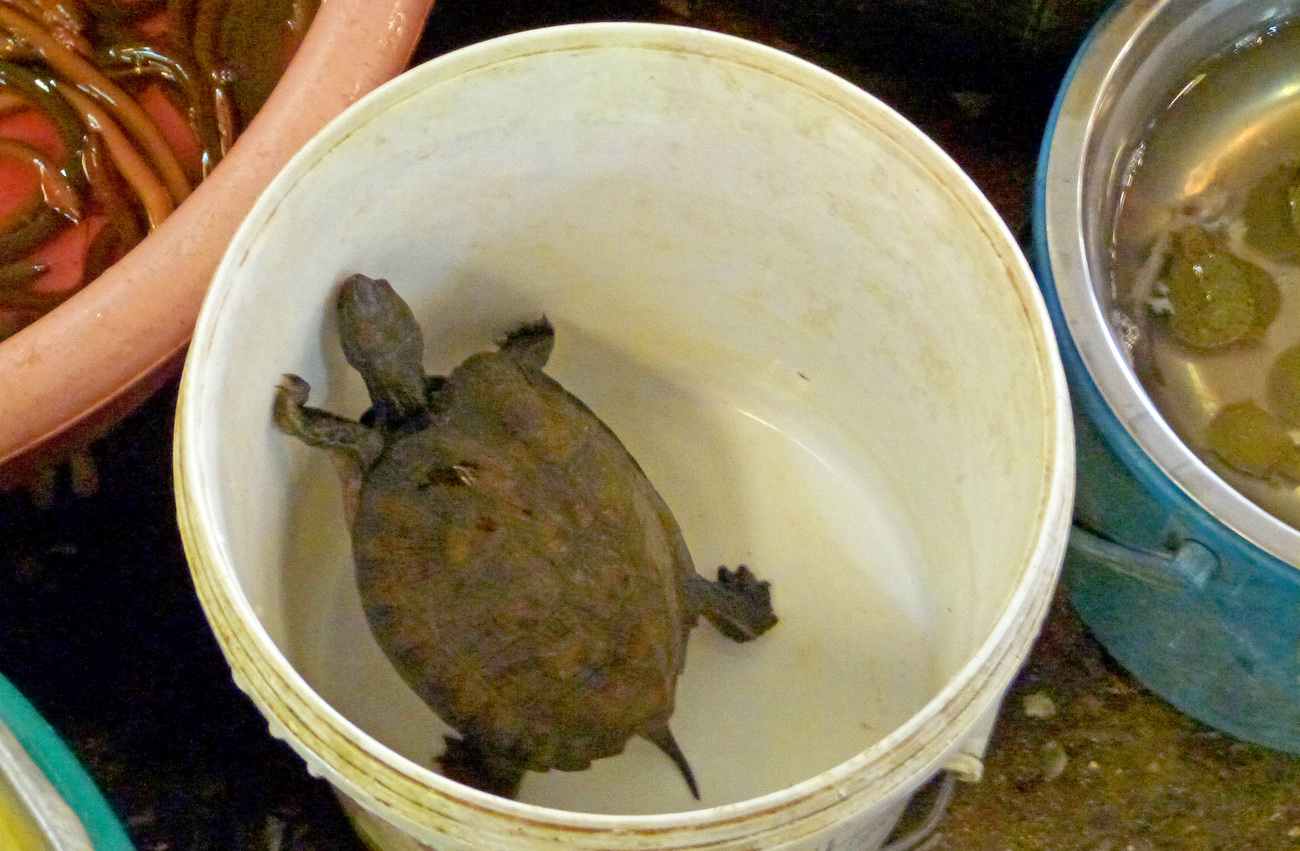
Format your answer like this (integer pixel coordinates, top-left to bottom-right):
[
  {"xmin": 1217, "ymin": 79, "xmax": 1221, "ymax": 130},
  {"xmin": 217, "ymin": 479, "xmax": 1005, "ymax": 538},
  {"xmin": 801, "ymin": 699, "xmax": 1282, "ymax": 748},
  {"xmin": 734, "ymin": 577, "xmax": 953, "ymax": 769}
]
[{"xmin": 643, "ymin": 722, "xmax": 699, "ymax": 799}]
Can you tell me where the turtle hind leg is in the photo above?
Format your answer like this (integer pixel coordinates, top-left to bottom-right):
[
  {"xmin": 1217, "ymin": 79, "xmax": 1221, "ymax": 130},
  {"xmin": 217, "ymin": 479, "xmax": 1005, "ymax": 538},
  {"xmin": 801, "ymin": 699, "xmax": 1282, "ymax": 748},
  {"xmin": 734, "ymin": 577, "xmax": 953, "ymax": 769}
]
[
  {"xmin": 642, "ymin": 722, "xmax": 699, "ymax": 799},
  {"xmin": 688, "ymin": 566, "xmax": 778, "ymax": 642},
  {"xmin": 438, "ymin": 735, "xmax": 527, "ymax": 799},
  {"xmin": 498, "ymin": 316, "xmax": 554, "ymax": 370}
]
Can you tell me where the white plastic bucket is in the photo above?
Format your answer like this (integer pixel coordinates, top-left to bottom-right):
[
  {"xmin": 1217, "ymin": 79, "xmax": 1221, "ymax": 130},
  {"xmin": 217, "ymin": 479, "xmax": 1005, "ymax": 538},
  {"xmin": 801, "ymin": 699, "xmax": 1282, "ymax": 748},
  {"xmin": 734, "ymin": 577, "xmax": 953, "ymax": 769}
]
[{"xmin": 175, "ymin": 23, "xmax": 1073, "ymax": 851}]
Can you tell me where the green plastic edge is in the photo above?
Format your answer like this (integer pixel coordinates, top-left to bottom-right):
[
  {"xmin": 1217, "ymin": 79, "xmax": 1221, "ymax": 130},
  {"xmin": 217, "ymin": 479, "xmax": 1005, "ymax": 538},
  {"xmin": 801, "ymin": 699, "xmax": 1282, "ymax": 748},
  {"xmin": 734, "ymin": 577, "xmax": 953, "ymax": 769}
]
[{"xmin": 0, "ymin": 673, "xmax": 135, "ymax": 850}]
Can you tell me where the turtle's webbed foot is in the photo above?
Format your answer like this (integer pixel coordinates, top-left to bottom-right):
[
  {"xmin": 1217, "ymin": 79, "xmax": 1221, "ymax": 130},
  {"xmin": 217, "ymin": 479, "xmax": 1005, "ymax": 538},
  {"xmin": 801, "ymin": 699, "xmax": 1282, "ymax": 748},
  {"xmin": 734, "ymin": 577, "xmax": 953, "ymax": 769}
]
[
  {"xmin": 497, "ymin": 317, "xmax": 555, "ymax": 370},
  {"xmin": 698, "ymin": 565, "xmax": 778, "ymax": 642},
  {"xmin": 438, "ymin": 735, "xmax": 526, "ymax": 800}
]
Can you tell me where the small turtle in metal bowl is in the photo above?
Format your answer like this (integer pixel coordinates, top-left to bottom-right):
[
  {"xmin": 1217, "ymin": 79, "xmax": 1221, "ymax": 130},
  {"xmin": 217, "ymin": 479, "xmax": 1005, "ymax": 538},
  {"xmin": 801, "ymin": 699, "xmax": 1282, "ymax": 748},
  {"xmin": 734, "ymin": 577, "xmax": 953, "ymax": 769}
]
[{"xmin": 272, "ymin": 273, "xmax": 778, "ymax": 800}]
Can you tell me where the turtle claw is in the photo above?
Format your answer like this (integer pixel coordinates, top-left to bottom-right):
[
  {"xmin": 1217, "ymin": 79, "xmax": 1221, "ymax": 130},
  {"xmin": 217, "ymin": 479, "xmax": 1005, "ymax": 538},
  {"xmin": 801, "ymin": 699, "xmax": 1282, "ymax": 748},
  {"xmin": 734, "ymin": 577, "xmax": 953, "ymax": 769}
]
[
  {"xmin": 272, "ymin": 374, "xmax": 313, "ymax": 435},
  {"xmin": 498, "ymin": 317, "xmax": 554, "ymax": 369},
  {"xmin": 718, "ymin": 565, "xmax": 768, "ymax": 597},
  {"xmin": 279, "ymin": 372, "xmax": 311, "ymax": 401}
]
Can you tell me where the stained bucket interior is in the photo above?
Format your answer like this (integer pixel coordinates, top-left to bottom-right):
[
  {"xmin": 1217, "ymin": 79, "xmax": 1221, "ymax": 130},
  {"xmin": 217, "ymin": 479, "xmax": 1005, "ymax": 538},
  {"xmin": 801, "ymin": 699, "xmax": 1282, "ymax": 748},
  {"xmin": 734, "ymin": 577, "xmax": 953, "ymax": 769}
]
[{"xmin": 179, "ymin": 23, "xmax": 1070, "ymax": 826}]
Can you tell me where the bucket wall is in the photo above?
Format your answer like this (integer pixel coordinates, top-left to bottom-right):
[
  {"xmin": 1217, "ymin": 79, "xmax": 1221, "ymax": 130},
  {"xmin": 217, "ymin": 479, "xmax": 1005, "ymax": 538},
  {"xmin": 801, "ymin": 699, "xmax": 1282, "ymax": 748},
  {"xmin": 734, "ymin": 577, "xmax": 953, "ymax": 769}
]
[{"xmin": 176, "ymin": 23, "xmax": 1073, "ymax": 850}]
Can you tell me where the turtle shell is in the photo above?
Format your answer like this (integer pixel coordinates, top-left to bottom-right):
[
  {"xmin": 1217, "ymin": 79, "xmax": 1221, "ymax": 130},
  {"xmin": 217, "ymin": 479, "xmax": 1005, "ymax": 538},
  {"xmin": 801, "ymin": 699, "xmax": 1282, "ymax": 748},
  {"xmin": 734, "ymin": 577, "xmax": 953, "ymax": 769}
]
[{"xmin": 351, "ymin": 346, "xmax": 698, "ymax": 773}]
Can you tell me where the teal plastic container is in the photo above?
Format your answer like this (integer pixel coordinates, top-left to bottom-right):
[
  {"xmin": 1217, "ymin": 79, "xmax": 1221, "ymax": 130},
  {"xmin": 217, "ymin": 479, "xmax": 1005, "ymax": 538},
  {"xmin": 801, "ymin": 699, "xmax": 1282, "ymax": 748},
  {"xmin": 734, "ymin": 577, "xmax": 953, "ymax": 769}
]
[{"xmin": 0, "ymin": 673, "xmax": 133, "ymax": 850}]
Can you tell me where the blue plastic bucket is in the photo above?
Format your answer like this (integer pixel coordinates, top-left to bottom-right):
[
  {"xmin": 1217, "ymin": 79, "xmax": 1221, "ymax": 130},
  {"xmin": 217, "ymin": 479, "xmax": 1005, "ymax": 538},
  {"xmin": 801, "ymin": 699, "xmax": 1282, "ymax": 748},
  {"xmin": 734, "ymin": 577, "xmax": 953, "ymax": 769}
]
[{"xmin": 1034, "ymin": 0, "xmax": 1300, "ymax": 753}]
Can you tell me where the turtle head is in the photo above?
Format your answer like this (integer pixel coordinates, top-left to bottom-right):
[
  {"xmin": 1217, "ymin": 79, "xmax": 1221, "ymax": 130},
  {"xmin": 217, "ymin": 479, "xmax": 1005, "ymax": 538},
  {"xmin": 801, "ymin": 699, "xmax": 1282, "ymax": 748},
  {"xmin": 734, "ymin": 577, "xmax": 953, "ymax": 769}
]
[{"xmin": 337, "ymin": 274, "xmax": 430, "ymax": 427}]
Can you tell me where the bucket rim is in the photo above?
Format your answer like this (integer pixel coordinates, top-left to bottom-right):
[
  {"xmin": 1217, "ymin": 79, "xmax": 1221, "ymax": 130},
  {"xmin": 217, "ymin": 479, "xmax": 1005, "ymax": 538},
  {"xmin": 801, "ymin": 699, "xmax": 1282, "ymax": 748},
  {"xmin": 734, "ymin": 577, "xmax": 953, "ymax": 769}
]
[{"xmin": 176, "ymin": 20, "xmax": 1075, "ymax": 846}]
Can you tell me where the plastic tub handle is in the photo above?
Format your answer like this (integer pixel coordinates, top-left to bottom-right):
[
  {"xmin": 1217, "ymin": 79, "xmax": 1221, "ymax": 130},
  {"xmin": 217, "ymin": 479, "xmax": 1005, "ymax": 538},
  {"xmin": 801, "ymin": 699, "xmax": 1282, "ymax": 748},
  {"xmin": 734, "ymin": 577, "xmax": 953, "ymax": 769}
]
[{"xmin": 1068, "ymin": 525, "xmax": 1218, "ymax": 591}]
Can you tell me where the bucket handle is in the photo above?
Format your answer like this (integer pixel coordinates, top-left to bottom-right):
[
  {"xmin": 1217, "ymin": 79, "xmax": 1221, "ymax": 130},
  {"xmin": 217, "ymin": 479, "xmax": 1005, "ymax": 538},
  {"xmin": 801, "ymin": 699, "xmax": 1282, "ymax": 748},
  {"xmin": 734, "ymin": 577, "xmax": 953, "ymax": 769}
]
[
  {"xmin": 880, "ymin": 771, "xmax": 957, "ymax": 851},
  {"xmin": 1068, "ymin": 524, "xmax": 1218, "ymax": 591}
]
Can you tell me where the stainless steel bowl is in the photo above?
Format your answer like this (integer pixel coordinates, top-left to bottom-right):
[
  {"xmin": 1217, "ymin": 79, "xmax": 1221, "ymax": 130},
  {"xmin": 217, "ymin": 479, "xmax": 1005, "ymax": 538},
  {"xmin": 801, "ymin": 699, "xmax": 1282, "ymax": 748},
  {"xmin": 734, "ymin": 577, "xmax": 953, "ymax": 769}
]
[
  {"xmin": 1040, "ymin": 0, "xmax": 1300, "ymax": 563},
  {"xmin": 1036, "ymin": 0, "xmax": 1300, "ymax": 753}
]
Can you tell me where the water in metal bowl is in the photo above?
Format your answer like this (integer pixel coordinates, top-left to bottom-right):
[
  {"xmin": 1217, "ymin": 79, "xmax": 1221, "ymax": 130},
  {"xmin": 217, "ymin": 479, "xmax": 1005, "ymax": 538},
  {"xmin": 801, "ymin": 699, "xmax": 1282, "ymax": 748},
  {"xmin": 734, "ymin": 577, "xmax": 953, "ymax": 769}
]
[
  {"xmin": 1111, "ymin": 16, "xmax": 1300, "ymax": 532},
  {"xmin": 1041, "ymin": 0, "xmax": 1300, "ymax": 565}
]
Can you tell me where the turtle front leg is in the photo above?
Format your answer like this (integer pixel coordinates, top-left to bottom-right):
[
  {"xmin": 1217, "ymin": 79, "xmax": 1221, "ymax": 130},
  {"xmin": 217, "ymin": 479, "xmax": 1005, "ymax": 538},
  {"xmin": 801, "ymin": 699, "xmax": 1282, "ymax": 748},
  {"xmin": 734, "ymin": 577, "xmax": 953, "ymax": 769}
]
[
  {"xmin": 687, "ymin": 566, "xmax": 777, "ymax": 642},
  {"xmin": 273, "ymin": 375, "xmax": 385, "ymax": 468},
  {"xmin": 438, "ymin": 735, "xmax": 528, "ymax": 799},
  {"xmin": 273, "ymin": 377, "xmax": 385, "ymax": 528}
]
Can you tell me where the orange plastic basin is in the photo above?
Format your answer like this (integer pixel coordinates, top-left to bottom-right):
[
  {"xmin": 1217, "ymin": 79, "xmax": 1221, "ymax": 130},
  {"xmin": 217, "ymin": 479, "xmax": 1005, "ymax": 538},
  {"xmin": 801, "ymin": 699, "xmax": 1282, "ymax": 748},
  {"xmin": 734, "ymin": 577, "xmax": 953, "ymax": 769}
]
[{"xmin": 0, "ymin": 0, "xmax": 437, "ymax": 488}]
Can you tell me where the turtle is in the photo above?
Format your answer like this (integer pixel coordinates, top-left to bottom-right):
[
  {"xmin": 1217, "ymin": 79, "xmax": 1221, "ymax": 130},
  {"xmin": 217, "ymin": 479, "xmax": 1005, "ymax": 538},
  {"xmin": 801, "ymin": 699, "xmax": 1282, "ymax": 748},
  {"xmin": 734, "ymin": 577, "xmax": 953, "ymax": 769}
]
[{"xmin": 271, "ymin": 273, "xmax": 778, "ymax": 800}]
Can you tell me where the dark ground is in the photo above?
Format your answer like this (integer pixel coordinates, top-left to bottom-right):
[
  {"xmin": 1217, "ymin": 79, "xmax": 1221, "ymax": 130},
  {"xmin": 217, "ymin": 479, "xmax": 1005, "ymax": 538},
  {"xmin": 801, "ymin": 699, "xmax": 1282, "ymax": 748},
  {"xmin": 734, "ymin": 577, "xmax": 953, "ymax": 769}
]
[{"xmin": 4, "ymin": 1, "xmax": 1300, "ymax": 849}]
